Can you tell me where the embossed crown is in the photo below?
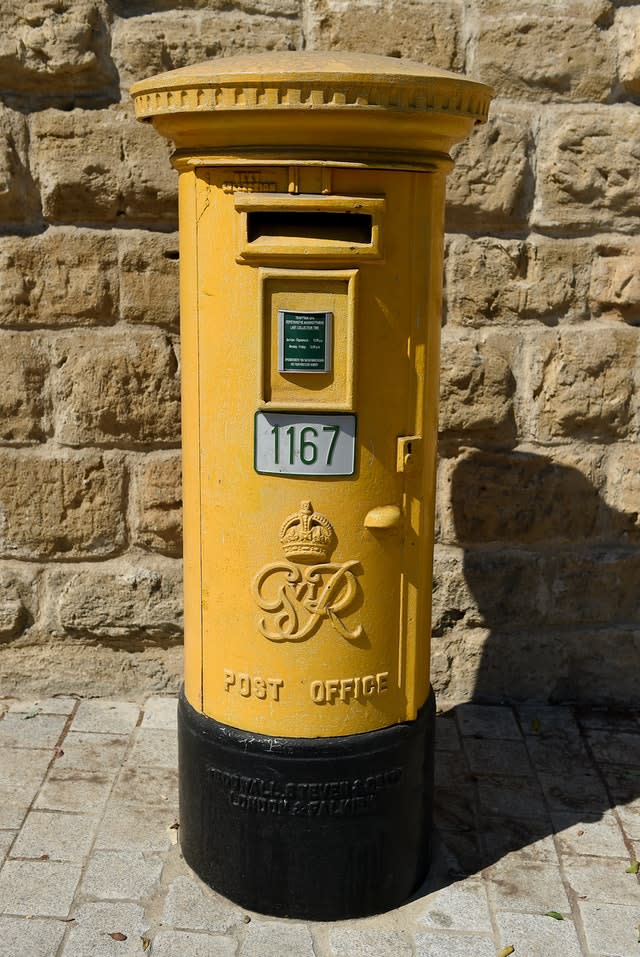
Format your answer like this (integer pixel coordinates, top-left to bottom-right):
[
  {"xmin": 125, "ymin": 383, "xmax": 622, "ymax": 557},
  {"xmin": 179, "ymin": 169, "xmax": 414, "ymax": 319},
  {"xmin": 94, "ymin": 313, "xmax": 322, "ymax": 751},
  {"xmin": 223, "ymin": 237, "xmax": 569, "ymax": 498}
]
[{"xmin": 280, "ymin": 501, "xmax": 335, "ymax": 564}]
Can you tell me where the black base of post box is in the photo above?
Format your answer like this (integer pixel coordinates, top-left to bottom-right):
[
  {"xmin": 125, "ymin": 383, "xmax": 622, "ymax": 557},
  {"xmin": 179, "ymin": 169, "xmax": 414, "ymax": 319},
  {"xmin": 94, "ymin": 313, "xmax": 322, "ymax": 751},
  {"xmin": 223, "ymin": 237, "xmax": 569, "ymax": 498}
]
[{"xmin": 177, "ymin": 688, "xmax": 436, "ymax": 920}]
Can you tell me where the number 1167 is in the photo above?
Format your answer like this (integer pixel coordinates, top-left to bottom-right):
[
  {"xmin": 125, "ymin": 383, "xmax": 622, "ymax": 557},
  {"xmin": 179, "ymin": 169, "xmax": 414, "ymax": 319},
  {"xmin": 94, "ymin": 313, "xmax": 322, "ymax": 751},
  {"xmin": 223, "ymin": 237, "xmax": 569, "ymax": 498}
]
[{"xmin": 271, "ymin": 424, "xmax": 340, "ymax": 467}]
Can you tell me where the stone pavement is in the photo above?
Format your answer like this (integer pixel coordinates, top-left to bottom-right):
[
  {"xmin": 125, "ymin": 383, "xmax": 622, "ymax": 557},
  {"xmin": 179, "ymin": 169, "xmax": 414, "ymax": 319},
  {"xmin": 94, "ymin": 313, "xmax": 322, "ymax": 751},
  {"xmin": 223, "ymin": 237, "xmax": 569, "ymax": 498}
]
[{"xmin": 0, "ymin": 696, "xmax": 639, "ymax": 957}]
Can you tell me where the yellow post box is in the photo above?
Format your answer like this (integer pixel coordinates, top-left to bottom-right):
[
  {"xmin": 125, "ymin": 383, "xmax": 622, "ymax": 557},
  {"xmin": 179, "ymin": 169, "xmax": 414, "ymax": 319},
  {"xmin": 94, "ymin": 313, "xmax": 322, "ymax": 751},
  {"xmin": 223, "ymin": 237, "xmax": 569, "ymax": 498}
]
[{"xmin": 131, "ymin": 52, "xmax": 492, "ymax": 920}]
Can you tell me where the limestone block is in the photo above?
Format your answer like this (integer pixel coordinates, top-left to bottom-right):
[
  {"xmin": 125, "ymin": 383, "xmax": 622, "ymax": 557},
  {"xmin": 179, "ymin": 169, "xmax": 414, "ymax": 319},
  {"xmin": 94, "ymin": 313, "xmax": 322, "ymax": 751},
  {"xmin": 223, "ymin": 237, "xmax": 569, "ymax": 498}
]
[
  {"xmin": 0, "ymin": 333, "xmax": 50, "ymax": 443},
  {"xmin": 0, "ymin": 106, "xmax": 38, "ymax": 225},
  {"xmin": 445, "ymin": 235, "xmax": 591, "ymax": 327},
  {"xmin": 549, "ymin": 549, "xmax": 640, "ymax": 627},
  {"xmin": 445, "ymin": 236, "xmax": 526, "ymax": 328},
  {"xmin": 474, "ymin": 0, "xmax": 611, "ymax": 12},
  {"xmin": 0, "ymin": 565, "xmax": 39, "ymax": 642},
  {"xmin": 54, "ymin": 557, "xmax": 183, "ymax": 640},
  {"xmin": 447, "ymin": 105, "xmax": 533, "ymax": 230},
  {"xmin": 439, "ymin": 330, "xmax": 517, "ymax": 445},
  {"xmin": 131, "ymin": 453, "xmax": 182, "ymax": 557},
  {"xmin": 432, "ymin": 544, "xmax": 549, "ymax": 635},
  {"xmin": 474, "ymin": 1, "xmax": 615, "ymax": 103},
  {"xmin": 528, "ymin": 326, "xmax": 637, "ymax": 441},
  {"xmin": 118, "ymin": 231, "xmax": 179, "ymax": 330},
  {"xmin": 590, "ymin": 243, "xmax": 640, "ymax": 324},
  {"xmin": 616, "ymin": 7, "xmax": 640, "ymax": 94},
  {"xmin": 604, "ymin": 444, "xmax": 640, "ymax": 536},
  {"xmin": 438, "ymin": 446, "xmax": 607, "ymax": 547},
  {"xmin": 434, "ymin": 624, "xmax": 571, "ymax": 705},
  {"xmin": 436, "ymin": 623, "xmax": 640, "ymax": 707},
  {"xmin": 305, "ymin": 0, "xmax": 462, "ymax": 68},
  {"xmin": 30, "ymin": 108, "xmax": 177, "ymax": 226},
  {"xmin": 112, "ymin": 10, "xmax": 302, "ymax": 89},
  {"xmin": 111, "ymin": 0, "xmax": 299, "ymax": 13},
  {"xmin": 430, "ymin": 625, "xmax": 485, "ymax": 704},
  {"xmin": 533, "ymin": 106, "xmax": 640, "ymax": 233},
  {"xmin": 51, "ymin": 330, "xmax": 181, "ymax": 447},
  {"xmin": 0, "ymin": 0, "xmax": 116, "ymax": 95},
  {"xmin": 0, "ymin": 450, "xmax": 125, "ymax": 559},
  {"xmin": 561, "ymin": 628, "xmax": 640, "ymax": 707},
  {"xmin": 0, "ymin": 229, "xmax": 117, "ymax": 328},
  {"xmin": 0, "ymin": 638, "xmax": 183, "ymax": 697}
]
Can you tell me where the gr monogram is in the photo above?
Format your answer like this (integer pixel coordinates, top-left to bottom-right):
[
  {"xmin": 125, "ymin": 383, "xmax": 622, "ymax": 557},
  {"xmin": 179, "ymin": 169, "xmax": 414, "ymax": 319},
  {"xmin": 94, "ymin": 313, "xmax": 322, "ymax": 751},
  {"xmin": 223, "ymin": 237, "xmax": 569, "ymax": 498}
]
[{"xmin": 252, "ymin": 501, "xmax": 362, "ymax": 643}]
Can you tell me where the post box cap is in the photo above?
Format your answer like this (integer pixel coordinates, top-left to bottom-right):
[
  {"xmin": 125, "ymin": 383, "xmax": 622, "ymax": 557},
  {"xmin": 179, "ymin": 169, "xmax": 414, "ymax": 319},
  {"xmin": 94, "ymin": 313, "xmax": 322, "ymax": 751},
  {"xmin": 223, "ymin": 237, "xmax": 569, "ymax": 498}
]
[{"xmin": 130, "ymin": 51, "xmax": 493, "ymax": 166}]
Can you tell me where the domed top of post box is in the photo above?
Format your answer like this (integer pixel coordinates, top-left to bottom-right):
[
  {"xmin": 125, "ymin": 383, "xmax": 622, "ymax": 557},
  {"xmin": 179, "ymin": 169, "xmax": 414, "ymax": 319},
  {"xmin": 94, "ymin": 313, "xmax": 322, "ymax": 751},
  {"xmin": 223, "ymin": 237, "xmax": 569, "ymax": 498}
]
[{"xmin": 130, "ymin": 51, "xmax": 493, "ymax": 169}]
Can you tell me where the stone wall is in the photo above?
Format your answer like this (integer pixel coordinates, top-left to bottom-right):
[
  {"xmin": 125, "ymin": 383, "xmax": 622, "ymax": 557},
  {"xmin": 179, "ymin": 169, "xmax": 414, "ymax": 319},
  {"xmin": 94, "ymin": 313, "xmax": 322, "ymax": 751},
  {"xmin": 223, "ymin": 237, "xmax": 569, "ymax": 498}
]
[{"xmin": 0, "ymin": 0, "xmax": 638, "ymax": 704}]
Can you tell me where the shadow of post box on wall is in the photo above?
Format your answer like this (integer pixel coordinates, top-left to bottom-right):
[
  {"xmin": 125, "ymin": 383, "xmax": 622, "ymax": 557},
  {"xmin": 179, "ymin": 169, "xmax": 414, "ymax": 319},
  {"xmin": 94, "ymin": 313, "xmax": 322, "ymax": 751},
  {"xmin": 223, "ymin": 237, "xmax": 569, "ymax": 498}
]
[{"xmin": 131, "ymin": 52, "xmax": 493, "ymax": 921}]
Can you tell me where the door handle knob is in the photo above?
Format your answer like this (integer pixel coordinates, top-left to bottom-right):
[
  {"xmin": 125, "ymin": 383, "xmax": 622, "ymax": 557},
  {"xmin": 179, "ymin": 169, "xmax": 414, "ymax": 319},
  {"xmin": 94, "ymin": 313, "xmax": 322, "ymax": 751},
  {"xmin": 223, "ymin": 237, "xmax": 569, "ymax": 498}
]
[{"xmin": 364, "ymin": 505, "xmax": 402, "ymax": 529}]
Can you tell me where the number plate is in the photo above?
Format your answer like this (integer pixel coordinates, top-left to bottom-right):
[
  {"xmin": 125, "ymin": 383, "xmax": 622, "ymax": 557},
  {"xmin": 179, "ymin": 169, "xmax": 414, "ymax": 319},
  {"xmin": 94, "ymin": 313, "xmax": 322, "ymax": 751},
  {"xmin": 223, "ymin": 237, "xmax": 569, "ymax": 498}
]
[{"xmin": 254, "ymin": 412, "xmax": 356, "ymax": 476}]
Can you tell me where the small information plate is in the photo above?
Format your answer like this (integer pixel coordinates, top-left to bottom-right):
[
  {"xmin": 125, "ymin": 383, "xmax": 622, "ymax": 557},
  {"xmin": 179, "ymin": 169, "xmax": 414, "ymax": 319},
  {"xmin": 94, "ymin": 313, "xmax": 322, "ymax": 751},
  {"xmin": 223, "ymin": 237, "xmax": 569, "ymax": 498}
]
[
  {"xmin": 278, "ymin": 310, "xmax": 332, "ymax": 374},
  {"xmin": 254, "ymin": 412, "xmax": 356, "ymax": 476}
]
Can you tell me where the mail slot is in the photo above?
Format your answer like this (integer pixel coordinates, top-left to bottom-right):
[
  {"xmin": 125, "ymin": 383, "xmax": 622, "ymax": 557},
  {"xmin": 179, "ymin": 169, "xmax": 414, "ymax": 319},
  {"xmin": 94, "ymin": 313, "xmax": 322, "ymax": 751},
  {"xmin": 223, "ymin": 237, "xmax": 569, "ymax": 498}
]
[
  {"xmin": 235, "ymin": 193, "xmax": 385, "ymax": 260},
  {"xmin": 131, "ymin": 51, "xmax": 492, "ymax": 920}
]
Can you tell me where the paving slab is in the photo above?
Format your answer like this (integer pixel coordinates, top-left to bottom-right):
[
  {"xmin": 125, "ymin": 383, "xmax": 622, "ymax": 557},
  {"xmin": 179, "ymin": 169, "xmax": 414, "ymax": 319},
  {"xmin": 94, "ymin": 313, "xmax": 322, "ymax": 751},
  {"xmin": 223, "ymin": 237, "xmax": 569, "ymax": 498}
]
[
  {"xmin": 578, "ymin": 900, "xmax": 640, "ymax": 956},
  {"xmin": 616, "ymin": 802, "xmax": 640, "ymax": 841},
  {"xmin": 526, "ymin": 731, "xmax": 594, "ymax": 775},
  {"xmin": 0, "ymin": 915, "xmax": 67, "ymax": 957},
  {"xmin": 0, "ymin": 747, "xmax": 56, "ymax": 790},
  {"xmin": 0, "ymin": 744, "xmax": 54, "ymax": 790},
  {"xmin": 495, "ymin": 911, "xmax": 583, "ymax": 957},
  {"xmin": 456, "ymin": 703, "xmax": 522, "ymax": 739},
  {"xmin": 0, "ymin": 747, "xmax": 56, "ymax": 827},
  {"xmin": 433, "ymin": 710, "xmax": 461, "ymax": 751},
  {"xmin": 239, "ymin": 919, "xmax": 316, "ymax": 957},
  {"xmin": 34, "ymin": 770, "xmax": 114, "ymax": 813},
  {"xmin": 0, "ymin": 859, "xmax": 81, "ymax": 918},
  {"xmin": 408, "ymin": 877, "xmax": 492, "ymax": 932},
  {"xmin": 140, "ymin": 695, "xmax": 178, "ymax": 730},
  {"xmin": 586, "ymin": 729, "xmax": 640, "ymax": 767},
  {"xmin": 561, "ymin": 856, "xmax": 640, "ymax": 905},
  {"xmin": 433, "ymin": 786, "xmax": 477, "ymax": 831},
  {"xmin": 7, "ymin": 697, "xmax": 78, "ymax": 716},
  {"xmin": 72, "ymin": 700, "xmax": 140, "ymax": 736},
  {"xmin": 109, "ymin": 763, "xmax": 178, "ymax": 808},
  {"xmin": 0, "ymin": 830, "xmax": 16, "ymax": 860},
  {"xmin": 60, "ymin": 902, "xmax": 149, "ymax": 957},
  {"xmin": 516, "ymin": 705, "xmax": 578, "ymax": 736},
  {"xmin": 0, "ymin": 713, "xmax": 67, "ymax": 749},
  {"xmin": 327, "ymin": 919, "xmax": 413, "ymax": 957},
  {"xmin": 481, "ymin": 817, "xmax": 558, "ymax": 865},
  {"xmin": 463, "ymin": 737, "xmax": 533, "ymax": 776},
  {"xmin": 436, "ymin": 827, "xmax": 486, "ymax": 875},
  {"xmin": 124, "ymin": 728, "xmax": 178, "ymax": 769},
  {"xmin": 0, "ymin": 791, "xmax": 39, "ymax": 830},
  {"xmin": 80, "ymin": 850, "xmax": 163, "ymax": 901},
  {"xmin": 151, "ymin": 929, "xmax": 237, "ymax": 956},
  {"xmin": 10, "ymin": 810, "xmax": 99, "ymax": 862},
  {"xmin": 414, "ymin": 930, "xmax": 497, "ymax": 956},
  {"xmin": 162, "ymin": 875, "xmax": 246, "ymax": 933},
  {"xmin": 54, "ymin": 732, "xmax": 129, "ymax": 773},
  {"xmin": 486, "ymin": 859, "xmax": 571, "ymax": 914},
  {"xmin": 553, "ymin": 810, "xmax": 630, "ymax": 859},
  {"xmin": 537, "ymin": 770, "xmax": 610, "ymax": 813},
  {"xmin": 94, "ymin": 803, "xmax": 176, "ymax": 853},
  {"xmin": 599, "ymin": 764, "xmax": 640, "ymax": 806},
  {"xmin": 477, "ymin": 772, "xmax": 548, "ymax": 820},
  {"xmin": 577, "ymin": 710, "xmax": 640, "ymax": 733}
]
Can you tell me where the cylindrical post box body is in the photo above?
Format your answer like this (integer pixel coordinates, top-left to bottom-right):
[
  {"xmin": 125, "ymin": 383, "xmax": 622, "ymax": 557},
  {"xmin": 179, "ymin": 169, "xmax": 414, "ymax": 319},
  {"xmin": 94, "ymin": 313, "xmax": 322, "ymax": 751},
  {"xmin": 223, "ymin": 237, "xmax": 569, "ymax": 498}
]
[{"xmin": 131, "ymin": 53, "xmax": 492, "ymax": 920}]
